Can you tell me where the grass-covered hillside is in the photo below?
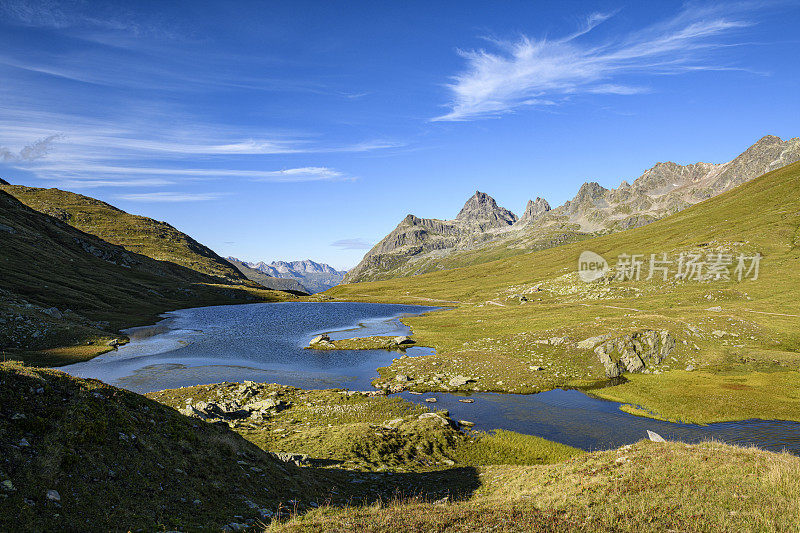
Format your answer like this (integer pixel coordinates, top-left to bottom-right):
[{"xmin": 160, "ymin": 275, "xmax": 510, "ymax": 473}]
[
  {"xmin": 0, "ymin": 190, "xmax": 294, "ymax": 365},
  {"xmin": 327, "ymin": 161, "xmax": 800, "ymax": 423},
  {"xmin": 0, "ymin": 362, "xmax": 336, "ymax": 531},
  {"xmin": 0, "ymin": 183, "xmax": 245, "ymax": 283},
  {"xmin": 273, "ymin": 440, "xmax": 800, "ymax": 532}
]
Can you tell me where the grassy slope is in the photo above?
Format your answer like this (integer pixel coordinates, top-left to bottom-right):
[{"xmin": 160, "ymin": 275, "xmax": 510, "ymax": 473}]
[
  {"xmin": 0, "ymin": 190, "xmax": 294, "ymax": 365},
  {"xmin": 273, "ymin": 440, "xmax": 800, "ymax": 532},
  {"xmin": 150, "ymin": 382, "xmax": 582, "ymax": 474},
  {"xmin": 0, "ymin": 184, "xmax": 245, "ymax": 282},
  {"xmin": 0, "ymin": 362, "xmax": 336, "ymax": 531},
  {"xmin": 326, "ymin": 161, "xmax": 800, "ymax": 423}
]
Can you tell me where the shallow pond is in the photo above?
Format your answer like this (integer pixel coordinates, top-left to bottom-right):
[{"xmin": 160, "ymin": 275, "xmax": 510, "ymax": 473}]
[{"xmin": 61, "ymin": 302, "xmax": 800, "ymax": 454}]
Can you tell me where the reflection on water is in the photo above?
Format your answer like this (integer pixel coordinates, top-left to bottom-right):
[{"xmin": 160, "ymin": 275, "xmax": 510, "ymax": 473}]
[{"xmin": 61, "ymin": 301, "xmax": 800, "ymax": 455}]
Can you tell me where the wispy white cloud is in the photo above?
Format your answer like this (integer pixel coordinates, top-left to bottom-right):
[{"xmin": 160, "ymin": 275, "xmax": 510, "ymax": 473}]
[
  {"xmin": 27, "ymin": 162, "xmax": 353, "ymax": 184},
  {"xmin": 434, "ymin": 6, "xmax": 756, "ymax": 121},
  {"xmin": 0, "ymin": 116, "xmax": 378, "ymax": 187},
  {"xmin": 1, "ymin": 134, "xmax": 63, "ymax": 161},
  {"xmin": 330, "ymin": 238, "xmax": 373, "ymax": 250},
  {"xmin": 57, "ymin": 178, "xmax": 176, "ymax": 188},
  {"xmin": 116, "ymin": 191, "xmax": 229, "ymax": 203}
]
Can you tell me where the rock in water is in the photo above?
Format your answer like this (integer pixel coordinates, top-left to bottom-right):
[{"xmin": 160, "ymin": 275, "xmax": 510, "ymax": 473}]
[
  {"xmin": 647, "ymin": 430, "xmax": 666, "ymax": 442},
  {"xmin": 308, "ymin": 334, "xmax": 330, "ymax": 346},
  {"xmin": 393, "ymin": 336, "xmax": 414, "ymax": 345}
]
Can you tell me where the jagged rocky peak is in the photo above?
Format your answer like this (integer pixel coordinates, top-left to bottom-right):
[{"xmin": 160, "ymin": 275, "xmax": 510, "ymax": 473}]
[
  {"xmin": 456, "ymin": 191, "xmax": 517, "ymax": 226},
  {"xmin": 573, "ymin": 182, "xmax": 608, "ymax": 203},
  {"xmin": 518, "ymin": 197, "xmax": 551, "ymax": 224}
]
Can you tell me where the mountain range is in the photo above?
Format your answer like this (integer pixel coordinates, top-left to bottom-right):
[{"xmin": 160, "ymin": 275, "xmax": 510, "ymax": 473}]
[
  {"xmin": 345, "ymin": 135, "xmax": 800, "ymax": 283},
  {"xmin": 229, "ymin": 258, "xmax": 347, "ymax": 293},
  {"xmin": 225, "ymin": 258, "xmax": 309, "ymax": 294}
]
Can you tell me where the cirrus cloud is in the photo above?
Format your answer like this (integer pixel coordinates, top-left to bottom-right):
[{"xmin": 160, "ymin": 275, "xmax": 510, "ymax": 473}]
[
  {"xmin": 434, "ymin": 5, "xmax": 756, "ymax": 121},
  {"xmin": 330, "ymin": 238, "xmax": 373, "ymax": 250},
  {"xmin": 116, "ymin": 191, "xmax": 230, "ymax": 202}
]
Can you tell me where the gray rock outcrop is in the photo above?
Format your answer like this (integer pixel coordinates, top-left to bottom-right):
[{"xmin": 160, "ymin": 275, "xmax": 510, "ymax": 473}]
[{"xmin": 593, "ymin": 330, "xmax": 676, "ymax": 378}]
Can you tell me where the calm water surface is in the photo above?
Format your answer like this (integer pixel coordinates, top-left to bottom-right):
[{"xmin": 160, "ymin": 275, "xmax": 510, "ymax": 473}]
[
  {"xmin": 62, "ymin": 302, "xmax": 800, "ymax": 454},
  {"xmin": 63, "ymin": 302, "xmax": 436, "ymax": 392}
]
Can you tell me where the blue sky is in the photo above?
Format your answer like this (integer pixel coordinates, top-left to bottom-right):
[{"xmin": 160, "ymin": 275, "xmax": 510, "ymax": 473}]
[{"xmin": 1, "ymin": 1, "xmax": 798, "ymax": 270}]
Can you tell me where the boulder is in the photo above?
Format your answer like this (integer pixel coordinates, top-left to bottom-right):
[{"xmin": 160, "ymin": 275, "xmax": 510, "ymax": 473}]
[
  {"xmin": 395, "ymin": 374, "xmax": 411, "ymax": 382},
  {"xmin": 46, "ymin": 489, "xmax": 61, "ymax": 502},
  {"xmin": 271, "ymin": 452, "xmax": 310, "ymax": 466},
  {"xmin": 647, "ymin": 430, "xmax": 666, "ymax": 442},
  {"xmin": 41, "ymin": 307, "xmax": 63, "ymax": 319},
  {"xmin": 309, "ymin": 334, "xmax": 330, "ymax": 346},
  {"xmin": 418, "ymin": 412, "xmax": 454, "ymax": 427},
  {"xmin": 604, "ymin": 361, "xmax": 622, "ymax": 378},
  {"xmin": 246, "ymin": 398, "xmax": 279, "ymax": 411},
  {"xmin": 577, "ymin": 334, "xmax": 611, "ymax": 350},
  {"xmin": 620, "ymin": 350, "xmax": 645, "ymax": 373},
  {"xmin": 393, "ymin": 336, "xmax": 414, "ymax": 345},
  {"xmin": 594, "ymin": 330, "xmax": 676, "ymax": 377},
  {"xmin": 448, "ymin": 376, "xmax": 474, "ymax": 387}
]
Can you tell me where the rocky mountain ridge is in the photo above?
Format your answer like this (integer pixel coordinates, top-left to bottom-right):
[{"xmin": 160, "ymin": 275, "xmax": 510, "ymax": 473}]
[
  {"xmin": 345, "ymin": 135, "xmax": 800, "ymax": 283},
  {"xmin": 226, "ymin": 258, "xmax": 309, "ymax": 294},
  {"xmin": 228, "ymin": 258, "xmax": 347, "ymax": 293}
]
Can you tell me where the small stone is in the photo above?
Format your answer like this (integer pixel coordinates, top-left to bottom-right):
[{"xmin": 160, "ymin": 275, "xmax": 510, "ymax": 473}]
[
  {"xmin": 1, "ymin": 480, "xmax": 14, "ymax": 492},
  {"xmin": 707, "ymin": 306, "xmax": 723, "ymax": 312},
  {"xmin": 46, "ymin": 489, "xmax": 61, "ymax": 502},
  {"xmin": 458, "ymin": 420, "xmax": 475, "ymax": 427},
  {"xmin": 685, "ymin": 365, "xmax": 695, "ymax": 371},
  {"xmin": 528, "ymin": 365, "xmax": 543, "ymax": 371},
  {"xmin": 458, "ymin": 399, "xmax": 475, "ymax": 404},
  {"xmin": 395, "ymin": 374, "xmax": 411, "ymax": 382},
  {"xmin": 424, "ymin": 397, "xmax": 437, "ymax": 403},
  {"xmin": 18, "ymin": 438, "xmax": 29, "ymax": 447}
]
